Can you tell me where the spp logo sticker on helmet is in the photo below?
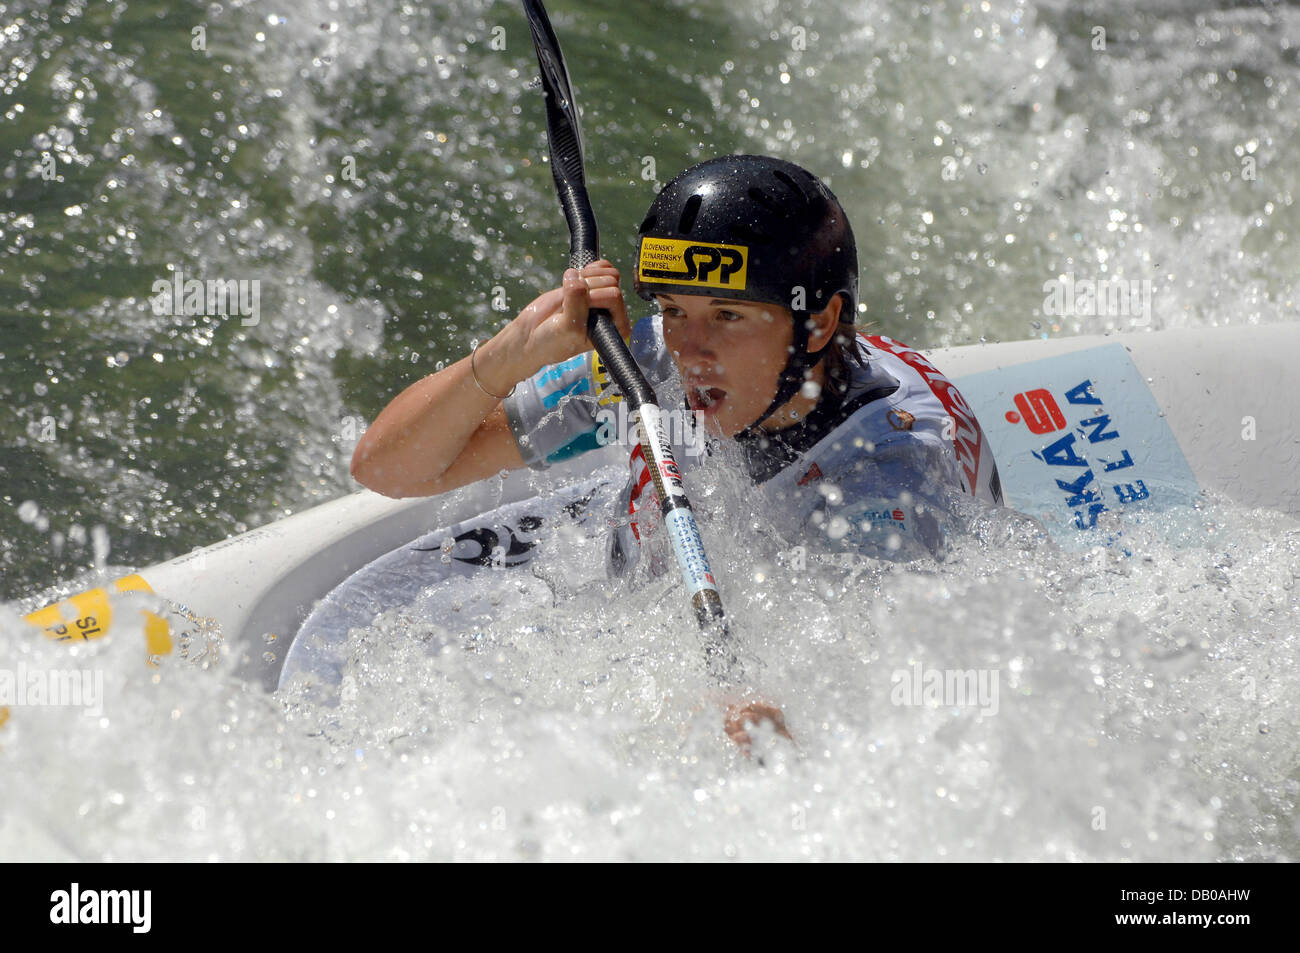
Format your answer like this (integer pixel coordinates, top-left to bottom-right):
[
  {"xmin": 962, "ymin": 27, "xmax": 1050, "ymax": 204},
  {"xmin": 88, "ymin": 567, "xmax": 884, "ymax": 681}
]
[{"xmin": 638, "ymin": 238, "xmax": 748, "ymax": 291}]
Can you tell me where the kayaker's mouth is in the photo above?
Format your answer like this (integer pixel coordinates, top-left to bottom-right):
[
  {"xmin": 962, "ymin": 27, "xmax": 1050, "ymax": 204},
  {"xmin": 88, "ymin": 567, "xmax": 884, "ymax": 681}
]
[{"xmin": 687, "ymin": 385, "xmax": 727, "ymax": 415}]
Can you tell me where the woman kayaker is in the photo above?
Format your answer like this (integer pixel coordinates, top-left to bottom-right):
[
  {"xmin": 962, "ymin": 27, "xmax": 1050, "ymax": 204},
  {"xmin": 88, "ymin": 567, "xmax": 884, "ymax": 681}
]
[{"xmin": 351, "ymin": 155, "xmax": 1004, "ymax": 748}]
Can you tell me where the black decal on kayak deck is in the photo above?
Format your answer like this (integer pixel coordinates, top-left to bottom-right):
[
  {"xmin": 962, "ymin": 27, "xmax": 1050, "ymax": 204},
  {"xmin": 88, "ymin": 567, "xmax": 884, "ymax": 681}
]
[{"xmin": 413, "ymin": 523, "xmax": 540, "ymax": 567}]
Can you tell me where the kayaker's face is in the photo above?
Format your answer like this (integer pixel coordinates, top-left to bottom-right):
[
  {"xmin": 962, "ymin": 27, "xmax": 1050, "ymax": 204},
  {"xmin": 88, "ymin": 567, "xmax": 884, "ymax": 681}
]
[{"xmin": 657, "ymin": 293, "xmax": 793, "ymax": 438}]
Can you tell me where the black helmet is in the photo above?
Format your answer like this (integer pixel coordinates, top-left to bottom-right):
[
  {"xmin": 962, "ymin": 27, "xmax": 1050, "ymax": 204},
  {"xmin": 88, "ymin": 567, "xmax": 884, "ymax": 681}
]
[{"xmin": 633, "ymin": 155, "xmax": 858, "ymax": 433}]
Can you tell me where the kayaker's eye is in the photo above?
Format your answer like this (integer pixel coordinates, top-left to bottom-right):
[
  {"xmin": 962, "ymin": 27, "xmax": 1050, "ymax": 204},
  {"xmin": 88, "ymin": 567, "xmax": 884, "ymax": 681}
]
[
  {"xmin": 661, "ymin": 307, "xmax": 684, "ymax": 319},
  {"xmin": 717, "ymin": 310, "xmax": 743, "ymax": 322}
]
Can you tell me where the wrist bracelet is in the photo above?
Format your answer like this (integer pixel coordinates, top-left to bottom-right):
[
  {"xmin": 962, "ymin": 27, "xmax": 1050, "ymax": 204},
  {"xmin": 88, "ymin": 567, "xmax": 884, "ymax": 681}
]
[{"xmin": 470, "ymin": 341, "xmax": 516, "ymax": 400}]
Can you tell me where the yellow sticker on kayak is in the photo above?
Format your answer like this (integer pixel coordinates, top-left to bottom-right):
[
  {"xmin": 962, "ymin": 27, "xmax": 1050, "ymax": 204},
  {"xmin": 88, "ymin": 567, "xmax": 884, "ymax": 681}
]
[
  {"xmin": 637, "ymin": 237, "xmax": 748, "ymax": 292},
  {"xmin": 23, "ymin": 574, "xmax": 172, "ymax": 660}
]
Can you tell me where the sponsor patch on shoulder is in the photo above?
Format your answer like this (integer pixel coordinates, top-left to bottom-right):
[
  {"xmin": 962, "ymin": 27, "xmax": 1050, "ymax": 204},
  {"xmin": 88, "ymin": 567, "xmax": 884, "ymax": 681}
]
[
  {"xmin": 887, "ymin": 408, "xmax": 915, "ymax": 431},
  {"xmin": 637, "ymin": 237, "xmax": 748, "ymax": 292}
]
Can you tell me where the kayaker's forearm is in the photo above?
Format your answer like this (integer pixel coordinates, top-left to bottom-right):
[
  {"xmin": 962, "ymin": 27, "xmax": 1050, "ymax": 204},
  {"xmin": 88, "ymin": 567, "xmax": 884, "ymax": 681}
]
[
  {"xmin": 351, "ymin": 262, "xmax": 628, "ymax": 498},
  {"xmin": 349, "ymin": 360, "xmax": 494, "ymax": 489},
  {"xmin": 350, "ymin": 331, "xmax": 533, "ymax": 497}
]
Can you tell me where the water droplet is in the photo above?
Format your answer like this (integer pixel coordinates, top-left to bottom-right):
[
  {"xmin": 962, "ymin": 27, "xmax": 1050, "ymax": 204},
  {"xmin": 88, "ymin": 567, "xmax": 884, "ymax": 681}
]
[{"xmin": 91, "ymin": 525, "xmax": 111, "ymax": 569}]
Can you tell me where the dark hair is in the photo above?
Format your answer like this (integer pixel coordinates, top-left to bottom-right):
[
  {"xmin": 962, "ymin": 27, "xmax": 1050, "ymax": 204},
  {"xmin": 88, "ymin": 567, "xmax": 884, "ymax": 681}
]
[{"xmin": 817, "ymin": 295, "xmax": 867, "ymax": 393}]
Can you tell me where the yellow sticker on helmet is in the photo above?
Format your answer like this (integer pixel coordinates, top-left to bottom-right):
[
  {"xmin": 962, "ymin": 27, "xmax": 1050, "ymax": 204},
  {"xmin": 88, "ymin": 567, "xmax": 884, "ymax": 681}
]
[{"xmin": 637, "ymin": 237, "xmax": 748, "ymax": 291}]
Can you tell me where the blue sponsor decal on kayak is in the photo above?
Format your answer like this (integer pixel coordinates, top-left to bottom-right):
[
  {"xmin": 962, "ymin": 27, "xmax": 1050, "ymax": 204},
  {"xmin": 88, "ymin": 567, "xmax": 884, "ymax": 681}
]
[{"xmin": 954, "ymin": 344, "xmax": 1199, "ymax": 539}]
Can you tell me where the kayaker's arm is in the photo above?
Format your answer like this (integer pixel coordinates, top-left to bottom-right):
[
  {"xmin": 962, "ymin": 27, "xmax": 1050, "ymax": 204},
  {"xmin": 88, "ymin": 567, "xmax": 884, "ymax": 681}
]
[
  {"xmin": 350, "ymin": 368, "xmax": 523, "ymax": 498},
  {"xmin": 351, "ymin": 262, "xmax": 629, "ymax": 498}
]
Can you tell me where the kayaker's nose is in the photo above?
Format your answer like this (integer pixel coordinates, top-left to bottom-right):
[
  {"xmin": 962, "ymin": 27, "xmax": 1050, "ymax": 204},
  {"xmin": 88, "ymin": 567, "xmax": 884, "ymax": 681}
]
[{"xmin": 667, "ymin": 315, "xmax": 719, "ymax": 377}]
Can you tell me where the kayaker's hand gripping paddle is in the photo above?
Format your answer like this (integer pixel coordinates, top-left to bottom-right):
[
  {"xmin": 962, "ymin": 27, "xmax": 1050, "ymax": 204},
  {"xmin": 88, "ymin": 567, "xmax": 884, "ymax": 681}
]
[{"xmin": 521, "ymin": 0, "xmax": 739, "ymax": 684}]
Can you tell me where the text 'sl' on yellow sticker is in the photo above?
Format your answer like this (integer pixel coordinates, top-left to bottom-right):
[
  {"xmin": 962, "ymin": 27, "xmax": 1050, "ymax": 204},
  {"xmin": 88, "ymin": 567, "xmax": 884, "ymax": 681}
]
[
  {"xmin": 23, "ymin": 574, "xmax": 172, "ymax": 660},
  {"xmin": 637, "ymin": 237, "xmax": 748, "ymax": 292}
]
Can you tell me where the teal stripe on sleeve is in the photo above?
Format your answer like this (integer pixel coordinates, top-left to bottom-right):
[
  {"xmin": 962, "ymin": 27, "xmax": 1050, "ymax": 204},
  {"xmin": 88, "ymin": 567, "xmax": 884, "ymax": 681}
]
[
  {"xmin": 536, "ymin": 354, "xmax": 588, "ymax": 387},
  {"xmin": 544, "ymin": 429, "xmax": 604, "ymax": 464},
  {"xmin": 541, "ymin": 377, "xmax": 590, "ymax": 409}
]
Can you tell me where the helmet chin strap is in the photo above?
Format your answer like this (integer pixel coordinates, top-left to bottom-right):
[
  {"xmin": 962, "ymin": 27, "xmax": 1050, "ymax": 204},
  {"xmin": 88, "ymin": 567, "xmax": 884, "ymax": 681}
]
[{"xmin": 736, "ymin": 310, "xmax": 829, "ymax": 441}]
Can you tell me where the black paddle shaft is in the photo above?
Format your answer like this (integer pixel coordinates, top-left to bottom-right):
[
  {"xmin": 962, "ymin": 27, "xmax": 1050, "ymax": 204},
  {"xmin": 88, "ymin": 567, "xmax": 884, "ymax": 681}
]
[
  {"xmin": 522, "ymin": 0, "xmax": 655, "ymax": 410},
  {"xmin": 521, "ymin": 0, "xmax": 736, "ymax": 676}
]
